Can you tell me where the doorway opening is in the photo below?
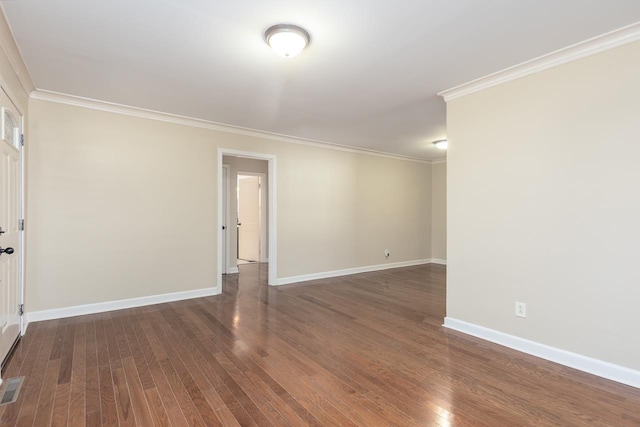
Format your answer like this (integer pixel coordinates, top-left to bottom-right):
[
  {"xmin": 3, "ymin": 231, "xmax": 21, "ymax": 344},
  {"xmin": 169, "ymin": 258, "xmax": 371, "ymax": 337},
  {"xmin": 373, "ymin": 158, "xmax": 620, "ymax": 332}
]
[
  {"xmin": 217, "ymin": 149, "xmax": 277, "ymax": 288},
  {"xmin": 237, "ymin": 172, "xmax": 267, "ymax": 265}
]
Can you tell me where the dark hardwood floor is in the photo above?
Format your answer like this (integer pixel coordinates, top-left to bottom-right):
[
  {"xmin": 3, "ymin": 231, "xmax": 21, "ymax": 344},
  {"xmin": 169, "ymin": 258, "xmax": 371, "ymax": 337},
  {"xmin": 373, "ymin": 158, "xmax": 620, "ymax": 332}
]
[{"xmin": 1, "ymin": 263, "xmax": 639, "ymax": 426}]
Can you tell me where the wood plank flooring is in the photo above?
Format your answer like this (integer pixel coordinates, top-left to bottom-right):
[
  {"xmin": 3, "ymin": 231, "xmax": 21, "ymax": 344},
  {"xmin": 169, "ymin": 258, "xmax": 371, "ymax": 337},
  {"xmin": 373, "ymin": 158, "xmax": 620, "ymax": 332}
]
[{"xmin": 1, "ymin": 263, "xmax": 639, "ymax": 426}]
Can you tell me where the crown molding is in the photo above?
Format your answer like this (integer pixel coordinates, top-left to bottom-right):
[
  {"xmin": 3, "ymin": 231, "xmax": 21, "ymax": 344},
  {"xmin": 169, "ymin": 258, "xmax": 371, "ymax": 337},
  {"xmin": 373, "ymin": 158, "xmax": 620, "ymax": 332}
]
[
  {"xmin": 431, "ymin": 158, "xmax": 447, "ymax": 164},
  {"xmin": 30, "ymin": 89, "xmax": 437, "ymax": 164},
  {"xmin": 0, "ymin": 5, "xmax": 35, "ymax": 96},
  {"xmin": 439, "ymin": 22, "xmax": 640, "ymax": 102}
]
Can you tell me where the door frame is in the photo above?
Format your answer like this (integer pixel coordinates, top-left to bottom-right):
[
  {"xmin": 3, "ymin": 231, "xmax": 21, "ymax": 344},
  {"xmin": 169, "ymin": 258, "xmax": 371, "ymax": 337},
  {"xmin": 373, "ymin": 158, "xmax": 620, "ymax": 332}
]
[
  {"xmin": 18, "ymin": 112, "xmax": 25, "ymax": 336},
  {"xmin": 0, "ymin": 86, "xmax": 25, "ymax": 385},
  {"xmin": 221, "ymin": 164, "xmax": 230, "ymax": 274},
  {"xmin": 2, "ymin": 88, "xmax": 25, "ymax": 333},
  {"xmin": 236, "ymin": 171, "xmax": 267, "ymax": 263},
  {"xmin": 217, "ymin": 148, "xmax": 277, "ymax": 286}
]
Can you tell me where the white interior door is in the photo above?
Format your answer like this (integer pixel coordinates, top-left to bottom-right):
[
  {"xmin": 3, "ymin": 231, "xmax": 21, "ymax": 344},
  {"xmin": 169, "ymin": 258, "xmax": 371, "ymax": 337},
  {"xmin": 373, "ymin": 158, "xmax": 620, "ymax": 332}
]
[
  {"xmin": 0, "ymin": 89, "xmax": 22, "ymax": 366},
  {"xmin": 237, "ymin": 175, "xmax": 260, "ymax": 261}
]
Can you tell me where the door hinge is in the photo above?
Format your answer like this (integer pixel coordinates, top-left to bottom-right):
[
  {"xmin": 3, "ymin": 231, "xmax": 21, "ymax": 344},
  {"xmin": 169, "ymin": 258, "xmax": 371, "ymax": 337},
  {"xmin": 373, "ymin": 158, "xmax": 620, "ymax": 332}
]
[
  {"xmin": 20, "ymin": 134, "xmax": 24, "ymax": 146},
  {"xmin": 19, "ymin": 304, "xmax": 24, "ymax": 316},
  {"xmin": 19, "ymin": 219, "xmax": 24, "ymax": 231}
]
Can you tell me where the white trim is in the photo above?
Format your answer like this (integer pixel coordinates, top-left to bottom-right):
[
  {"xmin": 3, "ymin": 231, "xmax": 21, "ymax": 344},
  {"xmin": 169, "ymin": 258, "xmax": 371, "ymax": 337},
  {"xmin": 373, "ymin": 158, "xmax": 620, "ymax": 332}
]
[
  {"xmin": 443, "ymin": 317, "xmax": 640, "ymax": 389},
  {"xmin": 25, "ymin": 287, "xmax": 219, "ymax": 325},
  {"xmin": 221, "ymin": 164, "xmax": 230, "ymax": 274},
  {"xmin": 218, "ymin": 148, "xmax": 277, "ymax": 286},
  {"xmin": 0, "ymin": 87, "xmax": 26, "ymax": 344},
  {"xmin": 227, "ymin": 267, "xmax": 239, "ymax": 274},
  {"xmin": 18, "ymin": 106, "xmax": 25, "ymax": 336},
  {"xmin": 30, "ymin": 89, "xmax": 433, "ymax": 164},
  {"xmin": 439, "ymin": 22, "xmax": 640, "ymax": 102},
  {"xmin": 429, "ymin": 258, "xmax": 447, "ymax": 265},
  {"xmin": 276, "ymin": 259, "xmax": 432, "ymax": 286},
  {"xmin": 217, "ymin": 151, "xmax": 224, "ymax": 288},
  {"xmin": 431, "ymin": 158, "xmax": 447, "ymax": 165}
]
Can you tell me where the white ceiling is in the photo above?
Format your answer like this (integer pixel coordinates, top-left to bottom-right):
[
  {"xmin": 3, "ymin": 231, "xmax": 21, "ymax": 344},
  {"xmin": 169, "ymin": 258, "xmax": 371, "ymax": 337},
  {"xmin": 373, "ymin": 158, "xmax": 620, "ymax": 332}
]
[{"xmin": 3, "ymin": 1, "xmax": 640, "ymax": 160}]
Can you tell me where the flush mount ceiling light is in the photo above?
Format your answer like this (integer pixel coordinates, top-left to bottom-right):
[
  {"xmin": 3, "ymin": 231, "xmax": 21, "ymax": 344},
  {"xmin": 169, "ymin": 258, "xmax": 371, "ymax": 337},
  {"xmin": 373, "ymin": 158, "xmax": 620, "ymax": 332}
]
[
  {"xmin": 433, "ymin": 139, "xmax": 448, "ymax": 150},
  {"xmin": 265, "ymin": 24, "xmax": 310, "ymax": 58}
]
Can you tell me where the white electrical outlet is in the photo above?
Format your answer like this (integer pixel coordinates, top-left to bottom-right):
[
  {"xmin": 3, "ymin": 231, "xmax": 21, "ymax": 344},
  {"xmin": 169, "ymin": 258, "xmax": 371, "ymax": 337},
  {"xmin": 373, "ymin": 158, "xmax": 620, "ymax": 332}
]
[
  {"xmin": 384, "ymin": 249, "xmax": 390, "ymax": 258},
  {"xmin": 515, "ymin": 301, "xmax": 527, "ymax": 318}
]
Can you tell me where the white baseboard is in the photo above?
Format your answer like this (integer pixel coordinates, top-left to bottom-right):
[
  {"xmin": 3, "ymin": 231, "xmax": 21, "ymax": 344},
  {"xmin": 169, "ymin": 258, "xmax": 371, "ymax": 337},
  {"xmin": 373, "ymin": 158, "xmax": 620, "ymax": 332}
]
[
  {"xmin": 276, "ymin": 259, "xmax": 434, "ymax": 286},
  {"xmin": 429, "ymin": 258, "xmax": 447, "ymax": 265},
  {"xmin": 443, "ymin": 317, "xmax": 640, "ymax": 389},
  {"xmin": 25, "ymin": 286, "xmax": 220, "ymax": 326},
  {"xmin": 228, "ymin": 267, "xmax": 239, "ymax": 274}
]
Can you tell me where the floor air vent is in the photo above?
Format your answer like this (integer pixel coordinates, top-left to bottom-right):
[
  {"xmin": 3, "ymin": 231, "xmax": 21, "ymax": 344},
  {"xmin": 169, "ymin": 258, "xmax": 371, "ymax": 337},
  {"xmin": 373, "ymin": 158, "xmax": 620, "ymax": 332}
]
[{"xmin": 0, "ymin": 377, "xmax": 24, "ymax": 405}]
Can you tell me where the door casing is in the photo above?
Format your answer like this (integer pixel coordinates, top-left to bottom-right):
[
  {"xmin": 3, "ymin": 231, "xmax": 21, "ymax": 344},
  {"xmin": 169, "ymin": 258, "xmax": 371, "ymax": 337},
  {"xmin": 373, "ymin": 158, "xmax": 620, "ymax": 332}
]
[
  {"xmin": 217, "ymin": 149, "xmax": 277, "ymax": 287},
  {"xmin": 222, "ymin": 164, "xmax": 230, "ymax": 274},
  {"xmin": 0, "ymin": 86, "xmax": 24, "ymax": 384}
]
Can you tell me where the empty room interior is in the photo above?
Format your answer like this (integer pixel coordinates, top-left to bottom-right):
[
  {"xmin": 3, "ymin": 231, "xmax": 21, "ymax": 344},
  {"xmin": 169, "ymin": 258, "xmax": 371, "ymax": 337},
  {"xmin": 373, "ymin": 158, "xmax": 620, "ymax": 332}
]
[{"xmin": 0, "ymin": 1, "xmax": 639, "ymax": 425}]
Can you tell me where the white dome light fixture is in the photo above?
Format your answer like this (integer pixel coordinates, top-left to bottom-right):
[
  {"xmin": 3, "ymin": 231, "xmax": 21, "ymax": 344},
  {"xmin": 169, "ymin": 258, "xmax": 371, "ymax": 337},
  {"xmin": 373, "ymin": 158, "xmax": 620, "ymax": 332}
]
[
  {"xmin": 433, "ymin": 139, "xmax": 448, "ymax": 150},
  {"xmin": 265, "ymin": 24, "xmax": 310, "ymax": 58}
]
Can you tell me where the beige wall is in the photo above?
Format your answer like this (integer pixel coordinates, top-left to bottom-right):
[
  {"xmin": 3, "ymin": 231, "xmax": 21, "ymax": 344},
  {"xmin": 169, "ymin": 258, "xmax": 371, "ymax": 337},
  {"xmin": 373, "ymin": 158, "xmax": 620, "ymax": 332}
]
[
  {"xmin": 27, "ymin": 101, "xmax": 218, "ymax": 311},
  {"xmin": 431, "ymin": 162, "xmax": 446, "ymax": 261},
  {"xmin": 446, "ymin": 41, "xmax": 640, "ymax": 370},
  {"xmin": 222, "ymin": 155, "xmax": 268, "ymax": 269},
  {"xmin": 27, "ymin": 99, "xmax": 433, "ymax": 312},
  {"xmin": 278, "ymin": 152, "xmax": 432, "ymax": 277}
]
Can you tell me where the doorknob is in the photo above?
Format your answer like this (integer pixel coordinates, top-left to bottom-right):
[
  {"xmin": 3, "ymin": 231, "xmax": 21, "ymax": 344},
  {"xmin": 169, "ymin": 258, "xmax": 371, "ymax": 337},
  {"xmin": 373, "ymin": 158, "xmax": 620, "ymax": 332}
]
[
  {"xmin": 0, "ymin": 247, "xmax": 14, "ymax": 255},
  {"xmin": 0, "ymin": 227, "xmax": 4, "ymax": 235}
]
